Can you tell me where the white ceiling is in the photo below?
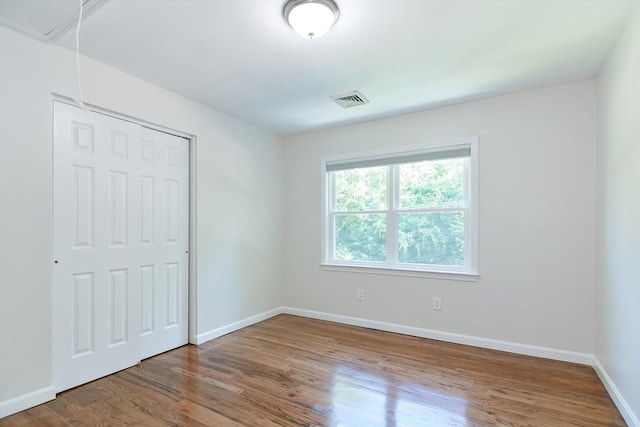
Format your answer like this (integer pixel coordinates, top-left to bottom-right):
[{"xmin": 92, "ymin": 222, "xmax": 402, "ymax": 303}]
[
  {"xmin": 0, "ymin": 0, "xmax": 105, "ymax": 41},
  {"xmin": 2, "ymin": 0, "xmax": 638, "ymax": 135}
]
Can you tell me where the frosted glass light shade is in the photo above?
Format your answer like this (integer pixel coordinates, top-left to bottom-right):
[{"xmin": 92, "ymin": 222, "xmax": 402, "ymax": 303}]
[{"xmin": 284, "ymin": 0, "xmax": 339, "ymax": 39}]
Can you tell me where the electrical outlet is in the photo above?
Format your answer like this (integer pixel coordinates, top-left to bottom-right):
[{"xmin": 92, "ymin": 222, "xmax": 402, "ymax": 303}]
[
  {"xmin": 357, "ymin": 288, "xmax": 365, "ymax": 301},
  {"xmin": 433, "ymin": 296, "xmax": 442, "ymax": 311}
]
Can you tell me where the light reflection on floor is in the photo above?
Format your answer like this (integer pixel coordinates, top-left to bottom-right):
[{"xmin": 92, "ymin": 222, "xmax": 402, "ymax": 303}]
[{"xmin": 328, "ymin": 366, "xmax": 469, "ymax": 427}]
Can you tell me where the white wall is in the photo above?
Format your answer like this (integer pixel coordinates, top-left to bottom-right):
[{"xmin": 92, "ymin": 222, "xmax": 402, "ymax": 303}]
[
  {"xmin": 2, "ymin": 9, "xmax": 635, "ymax": 421},
  {"xmin": 283, "ymin": 81, "xmax": 596, "ymax": 354},
  {"xmin": 0, "ymin": 25, "xmax": 283, "ymax": 413},
  {"xmin": 595, "ymin": 5, "xmax": 640, "ymax": 425}
]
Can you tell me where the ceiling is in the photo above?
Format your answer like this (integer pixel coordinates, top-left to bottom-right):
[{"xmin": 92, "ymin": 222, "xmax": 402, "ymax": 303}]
[
  {"xmin": 0, "ymin": 0, "xmax": 105, "ymax": 41},
  {"xmin": 1, "ymin": 0, "xmax": 638, "ymax": 135}
]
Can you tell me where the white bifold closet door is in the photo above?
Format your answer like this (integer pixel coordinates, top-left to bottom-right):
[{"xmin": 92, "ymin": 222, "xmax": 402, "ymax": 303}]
[{"xmin": 53, "ymin": 101, "xmax": 189, "ymax": 392}]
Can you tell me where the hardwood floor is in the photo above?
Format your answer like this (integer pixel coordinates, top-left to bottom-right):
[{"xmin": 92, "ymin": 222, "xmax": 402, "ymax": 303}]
[{"xmin": 1, "ymin": 314, "xmax": 625, "ymax": 426}]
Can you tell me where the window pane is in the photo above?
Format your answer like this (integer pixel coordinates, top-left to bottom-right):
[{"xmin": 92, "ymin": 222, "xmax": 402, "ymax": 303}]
[
  {"xmin": 334, "ymin": 166, "xmax": 386, "ymax": 211},
  {"xmin": 398, "ymin": 212, "xmax": 464, "ymax": 265},
  {"xmin": 335, "ymin": 214, "xmax": 386, "ymax": 262},
  {"xmin": 399, "ymin": 158, "xmax": 464, "ymax": 209}
]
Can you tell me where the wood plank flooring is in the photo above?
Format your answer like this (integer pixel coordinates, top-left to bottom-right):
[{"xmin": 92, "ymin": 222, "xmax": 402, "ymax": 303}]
[{"xmin": 1, "ymin": 314, "xmax": 625, "ymax": 426}]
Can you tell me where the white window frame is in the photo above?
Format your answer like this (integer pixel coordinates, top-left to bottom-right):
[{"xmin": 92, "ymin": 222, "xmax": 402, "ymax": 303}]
[{"xmin": 321, "ymin": 137, "xmax": 479, "ymax": 281}]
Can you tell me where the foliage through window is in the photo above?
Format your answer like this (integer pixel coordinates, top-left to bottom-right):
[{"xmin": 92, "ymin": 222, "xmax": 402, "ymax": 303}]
[{"xmin": 323, "ymin": 141, "xmax": 478, "ymax": 276}]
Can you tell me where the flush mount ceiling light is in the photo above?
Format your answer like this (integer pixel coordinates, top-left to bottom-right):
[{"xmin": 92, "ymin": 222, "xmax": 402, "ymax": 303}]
[{"xmin": 283, "ymin": 0, "xmax": 339, "ymax": 39}]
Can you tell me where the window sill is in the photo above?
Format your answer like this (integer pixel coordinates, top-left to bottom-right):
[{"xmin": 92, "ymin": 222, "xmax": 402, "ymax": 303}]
[{"xmin": 320, "ymin": 263, "xmax": 479, "ymax": 282}]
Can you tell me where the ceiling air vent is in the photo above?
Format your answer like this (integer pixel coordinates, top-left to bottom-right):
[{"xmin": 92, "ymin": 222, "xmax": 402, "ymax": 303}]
[{"xmin": 331, "ymin": 90, "xmax": 370, "ymax": 108}]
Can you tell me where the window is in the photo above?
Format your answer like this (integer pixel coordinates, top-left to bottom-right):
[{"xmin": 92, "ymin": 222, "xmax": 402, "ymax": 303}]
[{"xmin": 322, "ymin": 138, "xmax": 478, "ymax": 279}]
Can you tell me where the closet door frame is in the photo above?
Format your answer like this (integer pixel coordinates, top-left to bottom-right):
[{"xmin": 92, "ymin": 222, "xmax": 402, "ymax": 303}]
[{"xmin": 52, "ymin": 96, "xmax": 198, "ymax": 392}]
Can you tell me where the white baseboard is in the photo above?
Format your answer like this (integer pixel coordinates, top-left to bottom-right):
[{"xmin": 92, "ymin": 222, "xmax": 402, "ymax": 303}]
[
  {"xmin": 195, "ymin": 307, "xmax": 283, "ymax": 345},
  {"xmin": 593, "ymin": 357, "xmax": 639, "ymax": 427},
  {"xmin": 0, "ymin": 385, "xmax": 55, "ymax": 419},
  {"xmin": 4, "ymin": 308, "xmax": 630, "ymax": 423},
  {"xmin": 0, "ymin": 308, "xmax": 284, "ymax": 418},
  {"xmin": 281, "ymin": 306, "xmax": 593, "ymax": 365}
]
